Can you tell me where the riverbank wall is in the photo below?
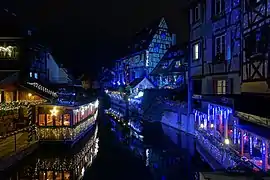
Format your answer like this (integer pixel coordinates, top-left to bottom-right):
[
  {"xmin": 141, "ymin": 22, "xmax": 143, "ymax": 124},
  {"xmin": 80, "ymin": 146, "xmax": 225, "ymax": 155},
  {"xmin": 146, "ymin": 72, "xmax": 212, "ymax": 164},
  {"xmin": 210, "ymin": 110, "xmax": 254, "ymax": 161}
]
[{"xmin": 0, "ymin": 142, "xmax": 38, "ymax": 172}]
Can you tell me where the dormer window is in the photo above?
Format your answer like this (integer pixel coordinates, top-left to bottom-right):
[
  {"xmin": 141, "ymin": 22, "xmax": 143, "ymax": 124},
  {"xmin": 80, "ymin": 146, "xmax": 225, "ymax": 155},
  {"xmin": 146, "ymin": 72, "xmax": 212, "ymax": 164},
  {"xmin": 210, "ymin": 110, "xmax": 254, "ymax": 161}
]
[{"xmin": 214, "ymin": 0, "xmax": 225, "ymax": 15}]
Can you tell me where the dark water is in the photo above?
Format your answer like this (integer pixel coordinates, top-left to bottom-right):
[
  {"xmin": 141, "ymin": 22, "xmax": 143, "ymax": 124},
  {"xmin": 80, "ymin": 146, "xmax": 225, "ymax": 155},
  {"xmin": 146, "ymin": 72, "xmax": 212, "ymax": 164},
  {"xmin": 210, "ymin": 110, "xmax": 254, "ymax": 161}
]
[{"xmin": 2, "ymin": 111, "xmax": 211, "ymax": 180}]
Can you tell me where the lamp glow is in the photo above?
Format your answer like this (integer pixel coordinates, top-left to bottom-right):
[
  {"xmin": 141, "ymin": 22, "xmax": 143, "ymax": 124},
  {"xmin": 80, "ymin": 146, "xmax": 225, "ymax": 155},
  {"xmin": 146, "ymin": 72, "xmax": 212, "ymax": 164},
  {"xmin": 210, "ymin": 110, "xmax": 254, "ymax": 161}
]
[
  {"xmin": 200, "ymin": 124, "xmax": 204, "ymax": 128},
  {"xmin": 50, "ymin": 106, "xmax": 59, "ymax": 116},
  {"xmin": 224, "ymin": 138, "xmax": 230, "ymax": 145}
]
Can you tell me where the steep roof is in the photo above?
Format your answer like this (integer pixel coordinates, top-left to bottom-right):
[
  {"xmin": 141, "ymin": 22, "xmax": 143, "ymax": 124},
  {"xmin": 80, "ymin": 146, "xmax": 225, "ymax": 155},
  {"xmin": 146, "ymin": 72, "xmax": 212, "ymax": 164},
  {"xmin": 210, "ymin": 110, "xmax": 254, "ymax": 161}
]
[
  {"xmin": 121, "ymin": 17, "xmax": 170, "ymax": 59},
  {"xmin": 151, "ymin": 45, "xmax": 186, "ymax": 75},
  {"xmin": 129, "ymin": 78, "xmax": 144, "ymax": 88}
]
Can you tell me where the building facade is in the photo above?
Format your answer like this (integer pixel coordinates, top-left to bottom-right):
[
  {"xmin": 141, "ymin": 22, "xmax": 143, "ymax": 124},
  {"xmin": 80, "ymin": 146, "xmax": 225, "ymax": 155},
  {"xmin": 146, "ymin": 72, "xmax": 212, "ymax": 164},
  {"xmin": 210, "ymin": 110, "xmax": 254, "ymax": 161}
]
[
  {"xmin": 151, "ymin": 45, "xmax": 187, "ymax": 88},
  {"xmin": 189, "ymin": 0, "xmax": 270, "ymax": 171},
  {"xmin": 113, "ymin": 17, "xmax": 176, "ymax": 86}
]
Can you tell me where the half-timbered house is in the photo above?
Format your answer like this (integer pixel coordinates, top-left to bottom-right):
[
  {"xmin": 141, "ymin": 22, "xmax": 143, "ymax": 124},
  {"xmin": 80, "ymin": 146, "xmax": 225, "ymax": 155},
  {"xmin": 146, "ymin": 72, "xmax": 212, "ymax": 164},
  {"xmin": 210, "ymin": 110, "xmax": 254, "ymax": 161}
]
[
  {"xmin": 113, "ymin": 17, "xmax": 176, "ymax": 85},
  {"xmin": 151, "ymin": 45, "xmax": 187, "ymax": 88},
  {"xmin": 189, "ymin": 0, "xmax": 270, "ymax": 171}
]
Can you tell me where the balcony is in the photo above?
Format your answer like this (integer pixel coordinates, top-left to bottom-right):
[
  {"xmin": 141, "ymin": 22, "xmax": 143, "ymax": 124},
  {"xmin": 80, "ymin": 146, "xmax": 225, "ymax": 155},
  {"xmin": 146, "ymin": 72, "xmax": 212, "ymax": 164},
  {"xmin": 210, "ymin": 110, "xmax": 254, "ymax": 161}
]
[{"xmin": 192, "ymin": 94, "xmax": 270, "ymax": 118}]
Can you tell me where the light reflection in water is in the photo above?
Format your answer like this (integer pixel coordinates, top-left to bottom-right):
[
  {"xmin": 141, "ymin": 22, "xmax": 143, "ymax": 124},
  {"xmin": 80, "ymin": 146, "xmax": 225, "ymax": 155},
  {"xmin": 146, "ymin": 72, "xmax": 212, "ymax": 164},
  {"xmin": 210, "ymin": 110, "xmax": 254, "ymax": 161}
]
[
  {"xmin": 114, "ymin": 121, "xmax": 210, "ymax": 180},
  {"xmin": 9, "ymin": 125, "xmax": 99, "ymax": 180}
]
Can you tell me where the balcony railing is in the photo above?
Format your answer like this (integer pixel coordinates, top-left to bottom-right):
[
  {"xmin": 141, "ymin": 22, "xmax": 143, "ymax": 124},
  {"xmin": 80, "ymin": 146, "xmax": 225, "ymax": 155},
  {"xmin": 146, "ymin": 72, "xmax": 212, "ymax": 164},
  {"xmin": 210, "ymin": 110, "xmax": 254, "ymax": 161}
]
[{"xmin": 196, "ymin": 129, "xmax": 262, "ymax": 173}]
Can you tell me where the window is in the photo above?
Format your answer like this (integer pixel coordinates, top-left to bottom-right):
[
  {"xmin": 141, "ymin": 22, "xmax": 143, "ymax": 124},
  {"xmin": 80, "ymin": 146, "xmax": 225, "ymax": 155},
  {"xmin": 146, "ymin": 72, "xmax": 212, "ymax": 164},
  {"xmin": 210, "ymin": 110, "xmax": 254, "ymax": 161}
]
[
  {"xmin": 193, "ymin": 80, "xmax": 202, "ymax": 94},
  {"xmin": 63, "ymin": 114, "xmax": 71, "ymax": 126},
  {"xmin": 215, "ymin": 0, "xmax": 225, "ymax": 15},
  {"xmin": 175, "ymin": 61, "xmax": 181, "ymax": 68},
  {"xmin": 216, "ymin": 80, "xmax": 226, "ymax": 94},
  {"xmin": 46, "ymin": 114, "xmax": 53, "ymax": 126},
  {"xmin": 34, "ymin": 73, "xmax": 38, "ymax": 79},
  {"xmin": 29, "ymin": 72, "xmax": 32, "ymax": 78},
  {"xmin": 193, "ymin": 43, "xmax": 199, "ymax": 60},
  {"xmin": 193, "ymin": 6, "xmax": 200, "ymax": 22},
  {"xmin": 215, "ymin": 35, "xmax": 225, "ymax": 61},
  {"xmin": 38, "ymin": 114, "xmax": 45, "ymax": 126}
]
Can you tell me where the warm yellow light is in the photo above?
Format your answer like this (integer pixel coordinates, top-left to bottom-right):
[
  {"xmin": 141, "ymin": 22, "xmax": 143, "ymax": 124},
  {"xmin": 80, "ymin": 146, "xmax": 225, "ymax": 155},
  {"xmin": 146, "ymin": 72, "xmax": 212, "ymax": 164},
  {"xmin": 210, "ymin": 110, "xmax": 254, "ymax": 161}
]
[
  {"xmin": 0, "ymin": 46, "xmax": 16, "ymax": 57},
  {"xmin": 28, "ymin": 93, "xmax": 32, "ymax": 97},
  {"xmin": 50, "ymin": 106, "xmax": 59, "ymax": 116},
  {"xmin": 224, "ymin": 138, "xmax": 230, "ymax": 145}
]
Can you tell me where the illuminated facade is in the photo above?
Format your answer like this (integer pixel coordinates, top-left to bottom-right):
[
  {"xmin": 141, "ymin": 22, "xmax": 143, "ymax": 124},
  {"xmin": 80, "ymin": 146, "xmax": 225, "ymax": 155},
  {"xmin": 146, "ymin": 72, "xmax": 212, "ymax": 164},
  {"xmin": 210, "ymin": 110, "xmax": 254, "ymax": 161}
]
[
  {"xmin": 189, "ymin": 0, "xmax": 270, "ymax": 172},
  {"xmin": 151, "ymin": 45, "xmax": 187, "ymax": 88},
  {"xmin": 113, "ymin": 17, "xmax": 176, "ymax": 85},
  {"xmin": 37, "ymin": 99, "xmax": 99, "ymax": 142}
]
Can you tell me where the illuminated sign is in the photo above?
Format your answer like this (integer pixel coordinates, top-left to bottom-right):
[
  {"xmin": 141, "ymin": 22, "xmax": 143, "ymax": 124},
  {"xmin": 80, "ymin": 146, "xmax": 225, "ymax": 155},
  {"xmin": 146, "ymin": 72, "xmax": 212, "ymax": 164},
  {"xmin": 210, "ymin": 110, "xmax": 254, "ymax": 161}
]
[{"xmin": 0, "ymin": 45, "xmax": 18, "ymax": 59}]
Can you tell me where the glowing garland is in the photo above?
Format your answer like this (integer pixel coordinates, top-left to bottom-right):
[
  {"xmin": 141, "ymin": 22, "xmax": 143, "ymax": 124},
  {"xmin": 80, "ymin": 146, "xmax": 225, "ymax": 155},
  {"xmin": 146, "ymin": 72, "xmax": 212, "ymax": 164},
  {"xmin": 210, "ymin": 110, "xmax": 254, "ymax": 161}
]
[
  {"xmin": 37, "ymin": 111, "xmax": 98, "ymax": 141},
  {"xmin": 27, "ymin": 82, "xmax": 58, "ymax": 97},
  {"xmin": 0, "ymin": 46, "xmax": 16, "ymax": 57},
  {"xmin": 73, "ymin": 100, "xmax": 99, "ymax": 115},
  {"xmin": 21, "ymin": 127, "xmax": 99, "ymax": 178},
  {"xmin": 0, "ymin": 100, "xmax": 46, "ymax": 111}
]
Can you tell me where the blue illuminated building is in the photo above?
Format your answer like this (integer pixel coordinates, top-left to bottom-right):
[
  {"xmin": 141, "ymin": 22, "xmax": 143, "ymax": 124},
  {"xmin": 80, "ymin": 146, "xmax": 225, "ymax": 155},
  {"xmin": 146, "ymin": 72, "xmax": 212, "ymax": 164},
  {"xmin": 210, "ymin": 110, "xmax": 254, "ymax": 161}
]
[
  {"xmin": 113, "ymin": 17, "xmax": 176, "ymax": 85},
  {"xmin": 151, "ymin": 45, "xmax": 187, "ymax": 88},
  {"xmin": 189, "ymin": 0, "xmax": 270, "ymax": 171}
]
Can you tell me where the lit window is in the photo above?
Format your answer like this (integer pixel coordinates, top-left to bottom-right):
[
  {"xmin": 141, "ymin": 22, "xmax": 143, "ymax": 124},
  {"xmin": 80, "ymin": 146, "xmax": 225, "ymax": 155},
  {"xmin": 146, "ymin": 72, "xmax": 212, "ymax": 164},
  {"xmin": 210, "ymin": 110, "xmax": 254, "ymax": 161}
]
[
  {"xmin": 63, "ymin": 114, "xmax": 70, "ymax": 126},
  {"xmin": 38, "ymin": 114, "xmax": 45, "ymax": 126},
  {"xmin": 193, "ymin": 43, "xmax": 199, "ymax": 60},
  {"xmin": 29, "ymin": 72, "xmax": 32, "ymax": 77},
  {"xmin": 34, "ymin": 73, "xmax": 38, "ymax": 79},
  {"xmin": 216, "ymin": 80, "xmax": 226, "ymax": 94},
  {"xmin": 175, "ymin": 61, "xmax": 181, "ymax": 68}
]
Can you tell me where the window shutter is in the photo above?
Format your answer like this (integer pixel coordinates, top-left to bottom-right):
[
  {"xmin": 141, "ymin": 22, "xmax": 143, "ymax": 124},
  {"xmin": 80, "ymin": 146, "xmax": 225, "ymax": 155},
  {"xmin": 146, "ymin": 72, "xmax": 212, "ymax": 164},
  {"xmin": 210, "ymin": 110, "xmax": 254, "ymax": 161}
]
[
  {"xmin": 226, "ymin": 79, "xmax": 233, "ymax": 94},
  {"xmin": 206, "ymin": 38, "xmax": 212, "ymax": 63},
  {"xmin": 190, "ymin": 9, "xmax": 193, "ymax": 24},
  {"xmin": 213, "ymin": 80, "xmax": 217, "ymax": 94},
  {"xmin": 198, "ymin": 4, "xmax": 201, "ymax": 20}
]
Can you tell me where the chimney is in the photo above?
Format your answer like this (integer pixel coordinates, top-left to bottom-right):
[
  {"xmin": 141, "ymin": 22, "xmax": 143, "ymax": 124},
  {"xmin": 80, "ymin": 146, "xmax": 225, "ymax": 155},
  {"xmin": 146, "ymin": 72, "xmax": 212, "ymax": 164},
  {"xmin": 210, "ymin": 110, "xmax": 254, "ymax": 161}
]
[{"xmin": 172, "ymin": 34, "xmax": 176, "ymax": 45}]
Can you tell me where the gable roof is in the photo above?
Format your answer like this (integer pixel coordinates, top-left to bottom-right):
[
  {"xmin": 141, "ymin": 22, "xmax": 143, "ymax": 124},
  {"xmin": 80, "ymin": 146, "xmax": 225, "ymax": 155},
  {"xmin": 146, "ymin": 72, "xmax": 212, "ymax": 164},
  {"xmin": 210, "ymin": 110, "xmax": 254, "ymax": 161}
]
[
  {"xmin": 129, "ymin": 78, "xmax": 144, "ymax": 88},
  {"xmin": 151, "ymin": 45, "xmax": 186, "ymax": 75},
  {"xmin": 129, "ymin": 77, "xmax": 155, "ymax": 89},
  {"xmin": 121, "ymin": 17, "xmax": 170, "ymax": 59}
]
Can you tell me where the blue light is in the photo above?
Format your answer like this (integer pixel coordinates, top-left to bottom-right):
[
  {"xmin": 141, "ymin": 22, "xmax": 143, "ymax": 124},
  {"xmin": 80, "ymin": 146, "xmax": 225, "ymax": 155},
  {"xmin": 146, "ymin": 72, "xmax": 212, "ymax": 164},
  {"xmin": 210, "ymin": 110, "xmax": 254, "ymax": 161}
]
[
  {"xmin": 117, "ymin": 81, "xmax": 120, "ymax": 85},
  {"xmin": 227, "ymin": 46, "xmax": 231, "ymax": 61}
]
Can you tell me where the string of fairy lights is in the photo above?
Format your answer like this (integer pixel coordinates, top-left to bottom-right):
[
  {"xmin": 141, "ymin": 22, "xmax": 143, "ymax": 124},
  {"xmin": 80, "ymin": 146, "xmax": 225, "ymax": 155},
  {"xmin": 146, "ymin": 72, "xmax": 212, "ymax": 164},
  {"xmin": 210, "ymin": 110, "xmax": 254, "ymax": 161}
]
[
  {"xmin": 38, "ymin": 110, "xmax": 98, "ymax": 141},
  {"xmin": 21, "ymin": 126, "xmax": 99, "ymax": 178},
  {"xmin": 27, "ymin": 82, "xmax": 58, "ymax": 98},
  {"xmin": 0, "ymin": 100, "xmax": 47, "ymax": 111}
]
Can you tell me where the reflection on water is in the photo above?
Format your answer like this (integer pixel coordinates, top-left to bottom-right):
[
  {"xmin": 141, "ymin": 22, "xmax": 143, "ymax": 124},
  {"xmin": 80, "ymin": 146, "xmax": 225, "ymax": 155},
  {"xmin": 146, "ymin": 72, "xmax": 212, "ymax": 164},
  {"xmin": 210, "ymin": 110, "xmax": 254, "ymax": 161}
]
[
  {"xmin": 113, "ymin": 120, "xmax": 211, "ymax": 180},
  {"xmin": 7, "ymin": 125, "xmax": 99, "ymax": 180}
]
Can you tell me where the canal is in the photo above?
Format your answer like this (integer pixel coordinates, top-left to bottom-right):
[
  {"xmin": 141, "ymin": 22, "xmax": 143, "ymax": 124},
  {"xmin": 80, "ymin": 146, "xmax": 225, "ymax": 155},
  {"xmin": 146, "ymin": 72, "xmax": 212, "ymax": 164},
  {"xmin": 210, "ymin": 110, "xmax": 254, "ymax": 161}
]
[{"xmin": 2, "ymin": 110, "xmax": 211, "ymax": 180}]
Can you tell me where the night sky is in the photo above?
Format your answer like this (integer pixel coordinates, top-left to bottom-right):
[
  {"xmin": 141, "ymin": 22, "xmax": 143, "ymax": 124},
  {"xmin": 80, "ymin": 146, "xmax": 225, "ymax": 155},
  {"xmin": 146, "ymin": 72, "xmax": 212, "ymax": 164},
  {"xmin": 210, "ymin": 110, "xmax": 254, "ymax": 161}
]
[{"xmin": 6, "ymin": 0, "xmax": 188, "ymax": 78}]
